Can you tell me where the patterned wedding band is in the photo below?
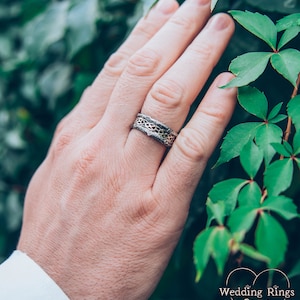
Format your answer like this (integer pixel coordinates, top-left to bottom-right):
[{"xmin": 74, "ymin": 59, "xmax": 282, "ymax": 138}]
[{"xmin": 132, "ymin": 113, "xmax": 178, "ymax": 148}]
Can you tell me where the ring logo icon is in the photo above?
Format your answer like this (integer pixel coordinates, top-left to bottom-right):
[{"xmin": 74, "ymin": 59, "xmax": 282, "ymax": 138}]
[{"xmin": 219, "ymin": 267, "xmax": 296, "ymax": 299}]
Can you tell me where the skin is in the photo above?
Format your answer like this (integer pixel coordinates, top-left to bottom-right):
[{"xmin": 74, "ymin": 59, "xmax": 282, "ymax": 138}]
[{"xmin": 17, "ymin": 0, "xmax": 236, "ymax": 299}]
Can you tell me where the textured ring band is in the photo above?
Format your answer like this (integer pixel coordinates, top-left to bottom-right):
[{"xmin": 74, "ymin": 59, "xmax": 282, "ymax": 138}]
[{"xmin": 132, "ymin": 113, "xmax": 178, "ymax": 148}]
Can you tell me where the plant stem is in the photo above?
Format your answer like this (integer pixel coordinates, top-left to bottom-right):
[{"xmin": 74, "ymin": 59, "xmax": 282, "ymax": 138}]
[{"xmin": 283, "ymin": 73, "xmax": 300, "ymax": 143}]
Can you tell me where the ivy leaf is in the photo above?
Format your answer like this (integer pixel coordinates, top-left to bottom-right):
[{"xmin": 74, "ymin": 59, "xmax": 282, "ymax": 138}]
[
  {"xmin": 193, "ymin": 227, "xmax": 231, "ymax": 282},
  {"xmin": 23, "ymin": 2, "xmax": 69, "ymax": 56},
  {"xmin": 271, "ymin": 49, "xmax": 300, "ymax": 87},
  {"xmin": 216, "ymin": 122, "xmax": 261, "ymax": 166},
  {"xmin": 255, "ymin": 123, "xmax": 283, "ymax": 165},
  {"xmin": 271, "ymin": 142, "xmax": 292, "ymax": 157},
  {"xmin": 238, "ymin": 86, "xmax": 268, "ymax": 120},
  {"xmin": 238, "ymin": 181, "xmax": 261, "ymax": 208},
  {"xmin": 283, "ymin": 140, "xmax": 294, "ymax": 155},
  {"xmin": 240, "ymin": 140, "xmax": 264, "ymax": 179},
  {"xmin": 255, "ymin": 213, "xmax": 288, "ymax": 268},
  {"xmin": 276, "ymin": 13, "xmax": 300, "ymax": 32},
  {"xmin": 288, "ymin": 260, "xmax": 300, "ymax": 279},
  {"xmin": 230, "ymin": 10, "xmax": 277, "ymax": 50},
  {"xmin": 228, "ymin": 206, "xmax": 257, "ymax": 234},
  {"xmin": 211, "ymin": 227, "xmax": 231, "ymax": 276},
  {"xmin": 268, "ymin": 114, "xmax": 287, "ymax": 124},
  {"xmin": 193, "ymin": 227, "xmax": 215, "ymax": 282},
  {"xmin": 278, "ymin": 26, "xmax": 300, "ymax": 50},
  {"xmin": 293, "ymin": 130, "xmax": 300, "ymax": 155},
  {"xmin": 268, "ymin": 102, "xmax": 283, "ymax": 120},
  {"xmin": 67, "ymin": 0, "xmax": 99, "ymax": 58},
  {"xmin": 288, "ymin": 95, "xmax": 300, "ymax": 130},
  {"xmin": 239, "ymin": 244, "xmax": 269, "ymax": 263},
  {"xmin": 264, "ymin": 158, "xmax": 293, "ymax": 196},
  {"xmin": 208, "ymin": 179, "xmax": 247, "ymax": 215},
  {"xmin": 268, "ymin": 103, "xmax": 287, "ymax": 124},
  {"xmin": 223, "ymin": 52, "xmax": 272, "ymax": 88},
  {"xmin": 261, "ymin": 196, "xmax": 299, "ymax": 220},
  {"xmin": 38, "ymin": 63, "xmax": 72, "ymax": 109},
  {"xmin": 206, "ymin": 198, "xmax": 225, "ymax": 227}
]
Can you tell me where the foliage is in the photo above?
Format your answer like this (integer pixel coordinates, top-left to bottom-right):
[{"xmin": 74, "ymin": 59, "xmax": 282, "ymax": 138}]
[
  {"xmin": 1, "ymin": 0, "xmax": 300, "ymax": 299},
  {"xmin": 193, "ymin": 9, "xmax": 300, "ymax": 288},
  {"xmin": 0, "ymin": 0, "xmax": 138, "ymax": 260}
]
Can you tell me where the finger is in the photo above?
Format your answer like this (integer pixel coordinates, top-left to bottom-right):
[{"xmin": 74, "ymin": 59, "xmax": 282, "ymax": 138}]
[
  {"xmin": 65, "ymin": 0, "xmax": 179, "ymax": 129},
  {"xmin": 101, "ymin": 0, "xmax": 212, "ymax": 137},
  {"xmin": 153, "ymin": 73, "xmax": 237, "ymax": 226},
  {"xmin": 127, "ymin": 13, "xmax": 234, "ymax": 166}
]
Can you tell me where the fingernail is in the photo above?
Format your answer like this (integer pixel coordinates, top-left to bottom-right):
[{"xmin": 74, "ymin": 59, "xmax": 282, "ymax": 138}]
[
  {"xmin": 207, "ymin": 13, "xmax": 231, "ymax": 31},
  {"xmin": 154, "ymin": 0, "xmax": 177, "ymax": 14}
]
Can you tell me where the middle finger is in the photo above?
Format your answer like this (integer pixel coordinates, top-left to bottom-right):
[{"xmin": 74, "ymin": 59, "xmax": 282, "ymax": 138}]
[{"xmin": 99, "ymin": 0, "xmax": 212, "ymax": 138}]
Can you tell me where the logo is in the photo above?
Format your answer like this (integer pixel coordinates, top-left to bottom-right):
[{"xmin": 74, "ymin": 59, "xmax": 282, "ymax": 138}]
[{"xmin": 219, "ymin": 267, "xmax": 295, "ymax": 299}]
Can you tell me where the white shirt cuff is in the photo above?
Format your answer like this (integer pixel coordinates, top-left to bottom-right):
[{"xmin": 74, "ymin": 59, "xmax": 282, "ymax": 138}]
[{"xmin": 0, "ymin": 250, "xmax": 69, "ymax": 299}]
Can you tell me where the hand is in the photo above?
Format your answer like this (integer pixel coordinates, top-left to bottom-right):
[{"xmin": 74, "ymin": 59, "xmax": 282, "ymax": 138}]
[{"xmin": 17, "ymin": 0, "xmax": 236, "ymax": 299}]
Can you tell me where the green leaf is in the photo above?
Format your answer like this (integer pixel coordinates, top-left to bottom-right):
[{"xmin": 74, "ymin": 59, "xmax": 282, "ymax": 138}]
[
  {"xmin": 293, "ymin": 130, "xmax": 300, "ymax": 155},
  {"xmin": 278, "ymin": 26, "xmax": 300, "ymax": 50},
  {"xmin": 268, "ymin": 102, "xmax": 283, "ymax": 120},
  {"xmin": 38, "ymin": 63, "xmax": 72, "ymax": 110},
  {"xmin": 268, "ymin": 103, "xmax": 287, "ymax": 124},
  {"xmin": 193, "ymin": 227, "xmax": 231, "ymax": 282},
  {"xmin": 216, "ymin": 122, "xmax": 261, "ymax": 166},
  {"xmin": 23, "ymin": 2, "xmax": 69, "ymax": 56},
  {"xmin": 271, "ymin": 142, "xmax": 291, "ymax": 157},
  {"xmin": 208, "ymin": 179, "xmax": 248, "ymax": 215},
  {"xmin": 228, "ymin": 206, "xmax": 257, "ymax": 234},
  {"xmin": 264, "ymin": 158, "xmax": 293, "ymax": 196},
  {"xmin": 206, "ymin": 198, "xmax": 225, "ymax": 227},
  {"xmin": 288, "ymin": 95, "xmax": 300, "ymax": 130},
  {"xmin": 230, "ymin": 10, "xmax": 277, "ymax": 50},
  {"xmin": 271, "ymin": 49, "xmax": 300, "ymax": 87},
  {"xmin": 288, "ymin": 260, "xmax": 300, "ymax": 278},
  {"xmin": 268, "ymin": 114, "xmax": 287, "ymax": 124},
  {"xmin": 276, "ymin": 13, "xmax": 300, "ymax": 32},
  {"xmin": 238, "ymin": 181, "xmax": 262, "ymax": 208},
  {"xmin": 262, "ymin": 196, "xmax": 299, "ymax": 220},
  {"xmin": 66, "ymin": 0, "xmax": 99, "ymax": 58},
  {"xmin": 211, "ymin": 227, "xmax": 231, "ymax": 276},
  {"xmin": 224, "ymin": 52, "xmax": 272, "ymax": 88},
  {"xmin": 239, "ymin": 244, "xmax": 270, "ymax": 263},
  {"xmin": 240, "ymin": 140, "xmax": 264, "ymax": 179},
  {"xmin": 255, "ymin": 123, "xmax": 283, "ymax": 165},
  {"xmin": 193, "ymin": 227, "xmax": 216, "ymax": 282},
  {"xmin": 255, "ymin": 213, "xmax": 288, "ymax": 268},
  {"xmin": 283, "ymin": 140, "xmax": 294, "ymax": 155},
  {"xmin": 238, "ymin": 86, "xmax": 268, "ymax": 120}
]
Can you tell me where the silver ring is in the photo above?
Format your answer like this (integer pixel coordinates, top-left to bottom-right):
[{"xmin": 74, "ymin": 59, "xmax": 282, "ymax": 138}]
[{"xmin": 132, "ymin": 113, "xmax": 178, "ymax": 148}]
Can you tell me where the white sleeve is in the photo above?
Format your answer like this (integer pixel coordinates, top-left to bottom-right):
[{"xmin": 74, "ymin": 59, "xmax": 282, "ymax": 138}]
[{"xmin": 0, "ymin": 250, "xmax": 69, "ymax": 299}]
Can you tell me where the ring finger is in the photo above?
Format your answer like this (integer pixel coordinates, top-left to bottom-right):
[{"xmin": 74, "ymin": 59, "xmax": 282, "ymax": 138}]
[{"xmin": 127, "ymin": 13, "xmax": 234, "ymax": 165}]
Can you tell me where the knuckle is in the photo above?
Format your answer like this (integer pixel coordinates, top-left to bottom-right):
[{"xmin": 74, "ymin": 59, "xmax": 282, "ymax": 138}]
[
  {"xmin": 150, "ymin": 79, "xmax": 185, "ymax": 110},
  {"xmin": 190, "ymin": 41, "xmax": 215, "ymax": 64},
  {"xmin": 103, "ymin": 51, "xmax": 128, "ymax": 77},
  {"xmin": 126, "ymin": 48, "xmax": 161, "ymax": 77},
  {"xmin": 175, "ymin": 127, "xmax": 208, "ymax": 162},
  {"xmin": 126, "ymin": 196, "xmax": 163, "ymax": 227},
  {"xmin": 51, "ymin": 130, "xmax": 73, "ymax": 157},
  {"xmin": 200, "ymin": 104, "xmax": 229, "ymax": 125},
  {"xmin": 132, "ymin": 21, "xmax": 156, "ymax": 41},
  {"xmin": 169, "ymin": 14, "xmax": 194, "ymax": 32},
  {"xmin": 73, "ymin": 145, "xmax": 98, "ymax": 179}
]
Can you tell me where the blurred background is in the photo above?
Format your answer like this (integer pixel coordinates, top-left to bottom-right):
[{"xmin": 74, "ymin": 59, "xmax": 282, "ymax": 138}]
[{"xmin": 1, "ymin": 0, "xmax": 300, "ymax": 299}]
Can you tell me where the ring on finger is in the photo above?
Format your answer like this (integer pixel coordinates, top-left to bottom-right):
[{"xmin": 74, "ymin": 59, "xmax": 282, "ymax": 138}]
[{"xmin": 132, "ymin": 113, "xmax": 178, "ymax": 148}]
